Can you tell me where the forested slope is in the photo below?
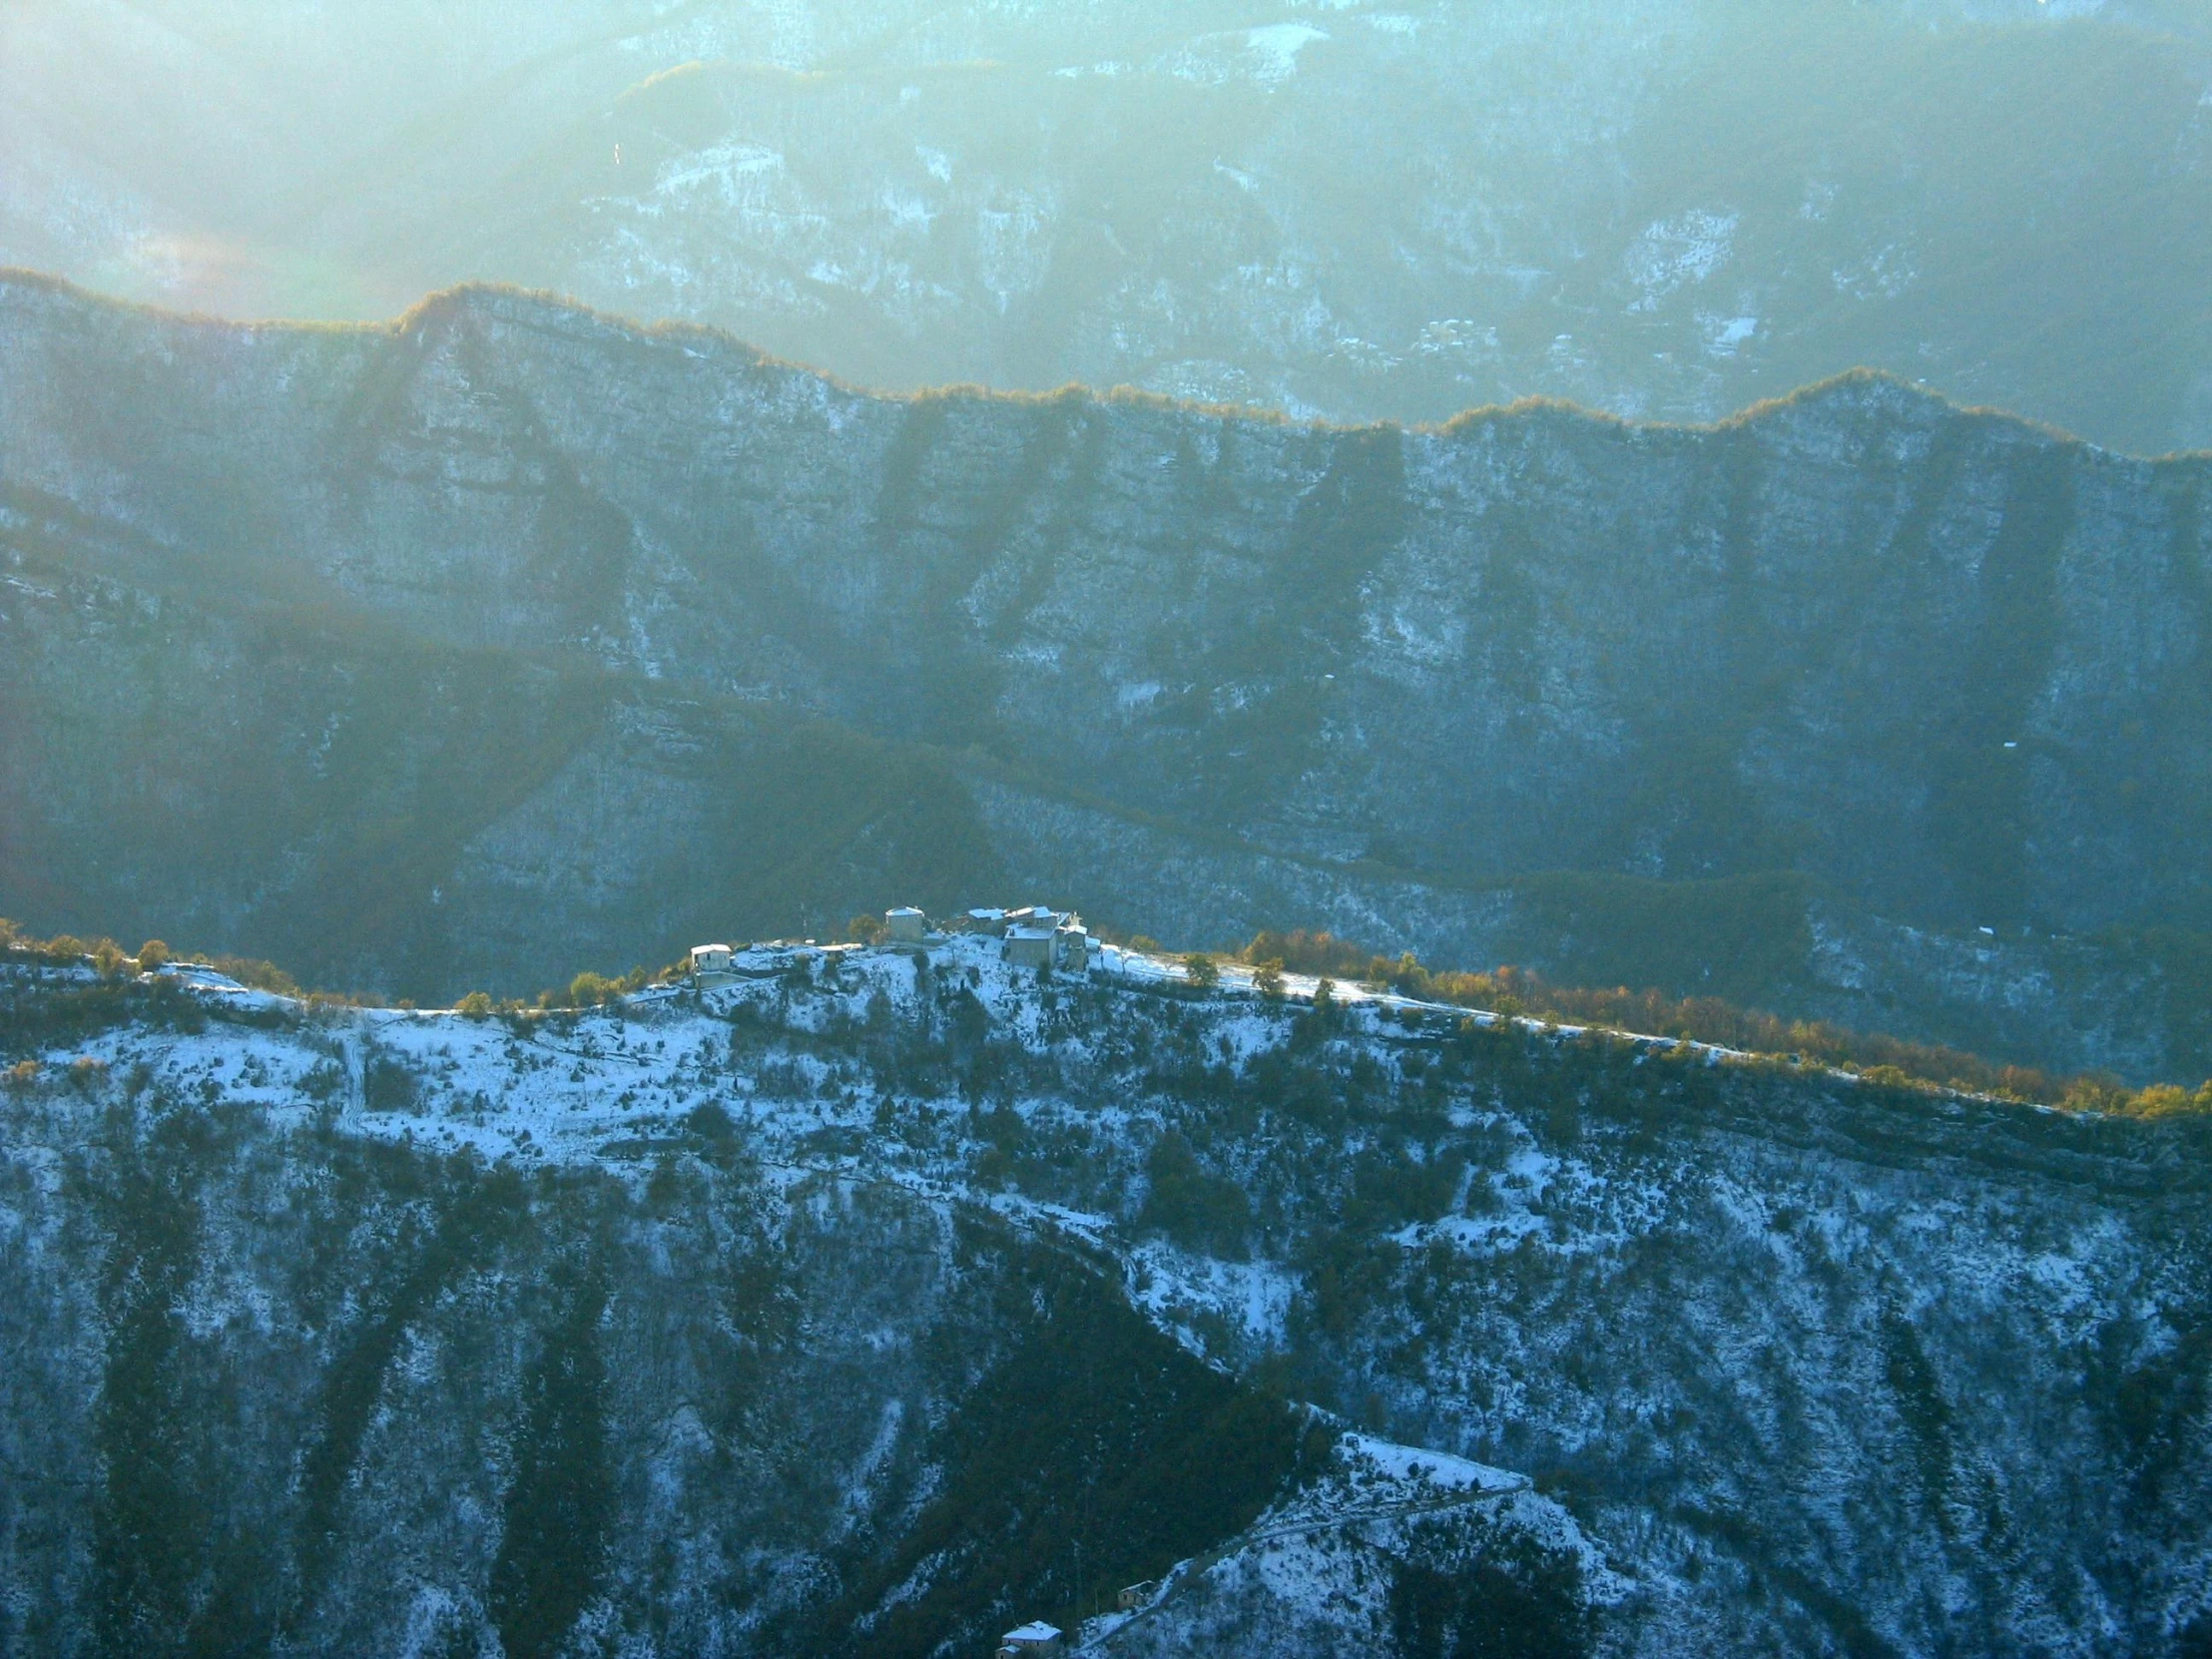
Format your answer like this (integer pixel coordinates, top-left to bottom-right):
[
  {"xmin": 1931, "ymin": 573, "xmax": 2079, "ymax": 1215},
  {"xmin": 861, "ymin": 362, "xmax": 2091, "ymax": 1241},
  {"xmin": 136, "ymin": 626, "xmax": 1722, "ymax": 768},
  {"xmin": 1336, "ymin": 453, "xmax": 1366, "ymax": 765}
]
[{"xmin": 6, "ymin": 277, "xmax": 2212, "ymax": 1074}]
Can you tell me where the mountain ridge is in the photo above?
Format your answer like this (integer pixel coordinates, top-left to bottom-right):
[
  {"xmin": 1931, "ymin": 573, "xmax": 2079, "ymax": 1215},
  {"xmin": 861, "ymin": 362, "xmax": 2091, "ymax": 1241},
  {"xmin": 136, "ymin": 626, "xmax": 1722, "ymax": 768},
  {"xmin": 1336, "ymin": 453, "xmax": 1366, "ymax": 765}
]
[
  {"xmin": 7, "ymin": 264, "xmax": 2175, "ymax": 457},
  {"xmin": 7, "ymin": 271, "xmax": 2212, "ymax": 1080},
  {"xmin": 10, "ymin": 1, "xmax": 2209, "ymax": 451}
]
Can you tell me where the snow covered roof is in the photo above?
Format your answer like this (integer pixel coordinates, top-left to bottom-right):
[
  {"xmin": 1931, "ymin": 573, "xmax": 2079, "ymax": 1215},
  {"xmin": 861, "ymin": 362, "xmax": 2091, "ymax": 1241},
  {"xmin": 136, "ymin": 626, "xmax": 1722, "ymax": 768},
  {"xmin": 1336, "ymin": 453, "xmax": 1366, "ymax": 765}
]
[
  {"xmin": 1003, "ymin": 1623, "xmax": 1061, "ymax": 1642},
  {"xmin": 691, "ymin": 943, "xmax": 733, "ymax": 954},
  {"xmin": 1006, "ymin": 927, "xmax": 1056, "ymax": 941},
  {"xmin": 886, "ymin": 906, "xmax": 924, "ymax": 918}
]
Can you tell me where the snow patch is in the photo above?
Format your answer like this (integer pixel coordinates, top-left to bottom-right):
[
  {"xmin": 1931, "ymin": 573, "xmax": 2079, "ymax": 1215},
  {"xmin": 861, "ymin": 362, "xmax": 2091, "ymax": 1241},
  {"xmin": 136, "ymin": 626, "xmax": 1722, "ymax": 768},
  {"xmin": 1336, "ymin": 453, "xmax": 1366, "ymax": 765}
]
[
  {"xmin": 654, "ymin": 143, "xmax": 785, "ymax": 206},
  {"xmin": 1244, "ymin": 23, "xmax": 1329, "ymax": 78},
  {"xmin": 1625, "ymin": 210, "xmax": 1738, "ymax": 308},
  {"xmin": 1162, "ymin": 25, "xmax": 1328, "ymax": 88},
  {"xmin": 1117, "ymin": 679, "xmax": 1164, "ymax": 710},
  {"xmin": 1704, "ymin": 313, "xmax": 1759, "ymax": 356},
  {"xmin": 1342, "ymin": 1431, "xmax": 1519, "ymax": 1495}
]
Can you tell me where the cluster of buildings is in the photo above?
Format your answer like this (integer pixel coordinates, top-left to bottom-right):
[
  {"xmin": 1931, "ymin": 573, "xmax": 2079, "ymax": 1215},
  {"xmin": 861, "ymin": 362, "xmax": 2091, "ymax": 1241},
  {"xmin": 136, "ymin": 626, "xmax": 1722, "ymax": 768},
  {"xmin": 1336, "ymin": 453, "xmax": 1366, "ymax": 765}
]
[
  {"xmin": 687, "ymin": 904, "xmax": 1101, "ymax": 983},
  {"xmin": 953, "ymin": 905, "xmax": 1099, "ymax": 973}
]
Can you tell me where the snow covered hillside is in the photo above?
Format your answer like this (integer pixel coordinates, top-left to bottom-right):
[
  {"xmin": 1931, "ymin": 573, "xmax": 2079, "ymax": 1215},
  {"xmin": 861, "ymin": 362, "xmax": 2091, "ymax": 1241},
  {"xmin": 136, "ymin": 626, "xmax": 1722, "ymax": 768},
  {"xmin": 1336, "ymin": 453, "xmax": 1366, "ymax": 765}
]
[{"xmin": 1, "ymin": 936, "xmax": 2208, "ymax": 1654}]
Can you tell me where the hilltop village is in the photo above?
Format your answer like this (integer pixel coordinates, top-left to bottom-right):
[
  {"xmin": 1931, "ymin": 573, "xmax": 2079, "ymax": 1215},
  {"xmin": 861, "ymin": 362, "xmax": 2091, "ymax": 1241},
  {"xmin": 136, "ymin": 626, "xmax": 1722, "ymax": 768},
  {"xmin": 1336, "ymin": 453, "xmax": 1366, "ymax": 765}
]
[{"xmin": 689, "ymin": 904, "xmax": 1102, "ymax": 984}]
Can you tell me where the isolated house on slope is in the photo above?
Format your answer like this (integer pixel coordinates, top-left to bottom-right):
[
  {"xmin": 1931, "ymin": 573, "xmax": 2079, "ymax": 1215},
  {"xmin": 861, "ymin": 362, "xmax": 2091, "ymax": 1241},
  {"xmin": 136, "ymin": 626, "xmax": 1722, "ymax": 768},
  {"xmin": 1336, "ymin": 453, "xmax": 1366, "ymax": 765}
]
[
  {"xmin": 689, "ymin": 943, "xmax": 733, "ymax": 977},
  {"xmin": 997, "ymin": 1622, "xmax": 1064, "ymax": 1658},
  {"xmin": 884, "ymin": 906, "xmax": 927, "ymax": 943}
]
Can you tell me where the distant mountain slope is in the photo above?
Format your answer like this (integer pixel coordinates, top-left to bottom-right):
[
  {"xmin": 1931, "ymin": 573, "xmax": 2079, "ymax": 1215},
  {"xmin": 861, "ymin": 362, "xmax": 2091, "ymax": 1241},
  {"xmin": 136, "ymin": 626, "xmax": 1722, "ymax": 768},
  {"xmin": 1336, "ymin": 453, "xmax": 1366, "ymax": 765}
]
[
  {"xmin": 4, "ymin": 275, "xmax": 2212, "ymax": 1073},
  {"xmin": 2, "ymin": 0, "xmax": 2208, "ymax": 452}
]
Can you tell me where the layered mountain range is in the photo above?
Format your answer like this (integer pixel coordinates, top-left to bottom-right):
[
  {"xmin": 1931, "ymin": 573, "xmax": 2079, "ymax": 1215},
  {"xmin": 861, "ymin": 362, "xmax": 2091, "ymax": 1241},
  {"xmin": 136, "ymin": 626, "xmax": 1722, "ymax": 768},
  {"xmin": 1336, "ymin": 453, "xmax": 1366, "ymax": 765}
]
[
  {"xmin": 4, "ymin": 274, "xmax": 2212, "ymax": 1076},
  {"xmin": 7, "ymin": 11, "xmax": 2210, "ymax": 1659},
  {"xmin": 4, "ymin": 0, "xmax": 2210, "ymax": 452}
]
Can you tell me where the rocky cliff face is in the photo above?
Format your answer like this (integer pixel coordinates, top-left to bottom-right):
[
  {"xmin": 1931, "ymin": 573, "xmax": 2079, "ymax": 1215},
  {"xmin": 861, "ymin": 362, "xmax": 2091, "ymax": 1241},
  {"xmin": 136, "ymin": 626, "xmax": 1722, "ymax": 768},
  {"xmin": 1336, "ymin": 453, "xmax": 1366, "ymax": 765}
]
[
  {"xmin": 2, "ymin": 948, "xmax": 2206, "ymax": 1655},
  {"xmin": 5, "ymin": 275, "xmax": 2212, "ymax": 1073}
]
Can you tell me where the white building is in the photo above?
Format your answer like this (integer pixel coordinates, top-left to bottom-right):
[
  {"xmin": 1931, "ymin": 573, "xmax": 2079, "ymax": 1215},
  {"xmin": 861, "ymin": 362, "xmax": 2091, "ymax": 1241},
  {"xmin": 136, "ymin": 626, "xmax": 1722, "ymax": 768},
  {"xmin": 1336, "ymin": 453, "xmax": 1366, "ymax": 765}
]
[
  {"xmin": 689, "ymin": 943, "xmax": 734, "ymax": 976},
  {"xmin": 998, "ymin": 1623, "xmax": 1064, "ymax": 1658},
  {"xmin": 884, "ymin": 906, "xmax": 927, "ymax": 943}
]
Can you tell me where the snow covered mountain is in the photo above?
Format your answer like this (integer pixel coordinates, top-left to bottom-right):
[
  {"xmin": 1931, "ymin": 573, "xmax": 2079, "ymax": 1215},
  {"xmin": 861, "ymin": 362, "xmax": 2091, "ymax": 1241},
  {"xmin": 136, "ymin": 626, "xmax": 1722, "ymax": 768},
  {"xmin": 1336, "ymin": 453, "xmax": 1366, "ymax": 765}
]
[
  {"xmin": 3, "ymin": 0, "xmax": 2209, "ymax": 452},
  {"xmin": 2, "ymin": 936, "xmax": 2206, "ymax": 1654}
]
